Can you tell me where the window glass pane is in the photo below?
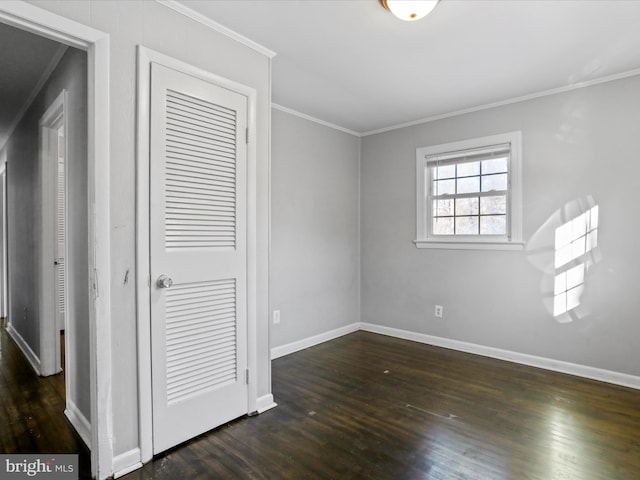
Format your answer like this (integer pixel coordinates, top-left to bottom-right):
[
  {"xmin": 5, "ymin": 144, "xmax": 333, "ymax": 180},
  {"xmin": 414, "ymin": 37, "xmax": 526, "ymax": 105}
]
[
  {"xmin": 457, "ymin": 176, "xmax": 480, "ymax": 194},
  {"xmin": 455, "ymin": 216, "xmax": 479, "ymax": 235},
  {"xmin": 481, "ymin": 173, "xmax": 507, "ymax": 192},
  {"xmin": 433, "ymin": 199, "xmax": 453, "ymax": 217},
  {"xmin": 482, "ymin": 157, "xmax": 508, "ymax": 174},
  {"xmin": 480, "ymin": 215, "xmax": 506, "ymax": 235},
  {"xmin": 457, "ymin": 161, "xmax": 479, "ymax": 177},
  {"xmin": 455, "ymin": 197, "xmax": 478, "ymax": 216},
  {"xmin": 433, "ymin": 179, "xmax": 455, "ymax": 195},
  {"xmin": 433, "ymin": 217, "xmax": 453, "ymax": 235},
  {"xmin": 434, "ymin": 164, "xmax": 455, "ymax": 180},
  {"xmin": 480, "ymin": 195, "xmax": 506, "ymax": 215}
]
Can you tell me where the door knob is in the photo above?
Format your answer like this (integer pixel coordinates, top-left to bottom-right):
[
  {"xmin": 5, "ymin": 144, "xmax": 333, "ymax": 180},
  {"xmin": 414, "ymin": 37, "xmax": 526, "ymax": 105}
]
[{"xmin": 156, "ymin": 274, "xmax": 173, "ymax": 289}]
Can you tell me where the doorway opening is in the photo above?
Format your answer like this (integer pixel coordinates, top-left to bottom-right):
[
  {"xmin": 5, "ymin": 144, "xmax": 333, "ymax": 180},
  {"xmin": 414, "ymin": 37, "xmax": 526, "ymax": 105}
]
[{"xmin": 0, "ymin": 18, "xmax": 90, "ymax": 464}]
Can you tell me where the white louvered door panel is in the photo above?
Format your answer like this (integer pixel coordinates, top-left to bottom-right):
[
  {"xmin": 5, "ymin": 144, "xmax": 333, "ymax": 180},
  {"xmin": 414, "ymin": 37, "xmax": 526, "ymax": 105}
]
[
  {"xmin": 149, "ymin": 63, "xmax": 248, "ymax": 454},
  {"xmin": 55, "ymin": 124, "xmax": 65, "ymax": 332}
]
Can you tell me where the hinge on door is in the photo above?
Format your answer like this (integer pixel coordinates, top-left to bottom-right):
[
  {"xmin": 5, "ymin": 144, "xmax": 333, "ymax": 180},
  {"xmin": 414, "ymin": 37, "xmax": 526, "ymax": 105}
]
[
  {"xmin": 245, "ymin": 369, "xmax": 250, "ymax": 385},
  {"xmin": 245, "ymin": 127, "xmax": 249, "ymax": 144}
]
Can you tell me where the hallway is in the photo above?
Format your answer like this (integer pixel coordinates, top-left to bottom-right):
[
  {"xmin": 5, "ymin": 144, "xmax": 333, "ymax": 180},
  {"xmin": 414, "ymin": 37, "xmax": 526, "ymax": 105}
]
[{"xmin": 0, "ymin": 319, "xmax": 90, "ymax": 477}]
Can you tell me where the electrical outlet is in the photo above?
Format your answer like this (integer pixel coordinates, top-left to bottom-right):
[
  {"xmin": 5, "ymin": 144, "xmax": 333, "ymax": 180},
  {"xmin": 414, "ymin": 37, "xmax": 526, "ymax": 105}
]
[
  {"xmin": 273, "ymin": 310, "xmax": 281, "ymax": 324},
  {"xmin": 434, "ymin": 305, "xmax": 443, "ymax": 318}
]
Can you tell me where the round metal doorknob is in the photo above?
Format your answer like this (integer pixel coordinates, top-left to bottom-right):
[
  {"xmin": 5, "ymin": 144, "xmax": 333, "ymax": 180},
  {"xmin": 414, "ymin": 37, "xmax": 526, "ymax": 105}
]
[{"xmin": 156, "ymin": 275, "xmax": 173, "ymax": 289}]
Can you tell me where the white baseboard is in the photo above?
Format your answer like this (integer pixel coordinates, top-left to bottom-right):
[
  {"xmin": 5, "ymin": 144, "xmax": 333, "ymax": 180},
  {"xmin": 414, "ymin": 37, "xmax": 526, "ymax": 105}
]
[
  {"xmin": 113, "ymin": 448, "xmax": 142, "ymax": 479},
  {"xmin": 65, "ymin": 400, "xmax": 91, "ymax": 448},
  {"xmin": 360, "ymin": 322, "xmax": 640, "ymax": 390},
  {"xmin": 271, "ymin": 322, "xmax": 360, "ymax": 360},
  {"xmin": 256, "ymin": 393, "xmax": 277, "ymax": 414},
  {"xmin": 7, "ymin": 324, "xmax": 41, "ymax": 375}
]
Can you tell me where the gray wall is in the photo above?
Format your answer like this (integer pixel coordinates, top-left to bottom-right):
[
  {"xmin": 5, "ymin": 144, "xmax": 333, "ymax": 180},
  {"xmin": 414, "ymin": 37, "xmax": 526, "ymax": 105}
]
[
  {"xmin": 361, "ymin": 74, "xmax": 640, "ymax": 377},
  {"xmin": 29, "ymin": 0, "xmax": 272, "ymax": 462},
  {"xmin": 271, "ymin": 108, "xmax": 360, "ymax": 348},
  {"xmin": 5, "ymin": 47, "xmax": 89, "ymax": 416}
]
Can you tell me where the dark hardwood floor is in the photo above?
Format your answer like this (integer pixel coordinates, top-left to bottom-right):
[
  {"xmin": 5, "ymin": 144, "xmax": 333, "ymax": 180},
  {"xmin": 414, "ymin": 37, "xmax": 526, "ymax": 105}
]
[
  {"xmin": 122, "ymin": 331, "xmax": 640, "ymax": 480},
  {"xmin": 2, "ymin": 323, "xmax": 639, "ymax": 479},
  {"xmin": 0, "ymin": 319, "xmax": 91, "ymax": 478}
]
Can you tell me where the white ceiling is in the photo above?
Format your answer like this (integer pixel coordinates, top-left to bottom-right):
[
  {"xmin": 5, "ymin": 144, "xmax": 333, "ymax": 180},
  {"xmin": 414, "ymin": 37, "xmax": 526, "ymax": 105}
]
[
  {"xmin": 179, "ymin": 0, "xmax": 640, "ymax": 134},
  {"xmin": 0, "ymin": 22, "xmax": 65, "ymax": 148}
]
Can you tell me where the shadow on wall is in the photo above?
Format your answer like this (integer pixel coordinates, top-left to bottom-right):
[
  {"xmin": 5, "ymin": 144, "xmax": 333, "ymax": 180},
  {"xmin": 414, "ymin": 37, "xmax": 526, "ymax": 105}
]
[{"xmin": 526, "ymin": 196, "xmax": 602, "ymax": 323}]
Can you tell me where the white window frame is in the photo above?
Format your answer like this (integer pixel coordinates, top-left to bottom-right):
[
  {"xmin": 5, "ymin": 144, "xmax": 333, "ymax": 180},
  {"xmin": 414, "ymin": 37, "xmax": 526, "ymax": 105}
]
[{"xmin": 415, "ymin": 131, "xmax": 523, "ymax": 251}]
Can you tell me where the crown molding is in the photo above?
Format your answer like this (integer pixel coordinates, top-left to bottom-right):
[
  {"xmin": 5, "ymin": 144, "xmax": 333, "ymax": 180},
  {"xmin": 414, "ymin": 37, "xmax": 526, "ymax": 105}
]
[
  {"xmin": 363, "ymin": 67, "xmax": 640, "ymax": 136},
  {"xmin": 157, "ymin": 1, "xmax": 276, "ymax": 59},
  {"xmin": 272, "ymin": 103, "xmax": 360, "ymax": 137}
]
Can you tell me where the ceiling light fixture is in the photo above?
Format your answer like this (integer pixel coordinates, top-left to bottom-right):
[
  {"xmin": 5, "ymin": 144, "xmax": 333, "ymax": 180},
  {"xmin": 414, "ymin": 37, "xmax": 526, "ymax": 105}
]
[{"xmin": 381, "ymin": 0, "xmax": 439, "ymax": 22}]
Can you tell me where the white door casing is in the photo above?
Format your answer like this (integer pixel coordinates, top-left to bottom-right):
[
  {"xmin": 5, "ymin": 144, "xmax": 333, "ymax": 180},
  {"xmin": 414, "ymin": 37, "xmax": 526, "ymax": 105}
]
[
  {"xmin": 149, "ymin": 62, "xmax": 249, "ymax": 454},
  {"xmin": 0, "ymin": 4, "xmax": 113, "ymax": 477}
]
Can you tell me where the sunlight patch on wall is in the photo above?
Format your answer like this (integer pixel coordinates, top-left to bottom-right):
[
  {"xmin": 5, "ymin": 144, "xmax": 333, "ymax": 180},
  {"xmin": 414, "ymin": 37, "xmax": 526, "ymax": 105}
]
[
  {"xmin": 553, "ymin": 206, "xmax": 598, "ymax": 317},
  {"xmin": 525, "ymin": 196, "xmax": 602, "ymax": 323}
]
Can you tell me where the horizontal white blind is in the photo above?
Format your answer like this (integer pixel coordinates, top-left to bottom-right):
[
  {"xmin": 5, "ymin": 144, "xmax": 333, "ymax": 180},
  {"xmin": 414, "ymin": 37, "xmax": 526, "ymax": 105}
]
[{"xmin": 426, "ymin": 143, "xmax": 510, "ymax": 167}]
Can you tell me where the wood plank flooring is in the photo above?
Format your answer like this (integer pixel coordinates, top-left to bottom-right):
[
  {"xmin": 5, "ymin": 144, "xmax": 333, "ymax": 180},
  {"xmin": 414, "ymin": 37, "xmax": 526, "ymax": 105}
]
[
  {"xmin": 0, "ymin": 320, "xmax": 91, "ymax": 478},
  {"xmin": 2, "ymin": 324, "xmax": 639, "ymax": 479},
  {"xmin": 122, "ymin": 331, "xmax": 640, "ymax": 480}
]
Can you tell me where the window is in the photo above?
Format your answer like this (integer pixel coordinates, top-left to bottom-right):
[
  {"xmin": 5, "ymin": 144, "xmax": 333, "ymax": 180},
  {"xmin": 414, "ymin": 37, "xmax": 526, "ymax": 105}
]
[{"xmin": 415, "ymin": 131, "xmax": 523, "ymax": 250}]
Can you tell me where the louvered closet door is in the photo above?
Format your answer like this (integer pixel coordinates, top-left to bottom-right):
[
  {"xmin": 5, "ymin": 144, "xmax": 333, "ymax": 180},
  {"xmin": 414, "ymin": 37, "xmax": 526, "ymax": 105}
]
[
  {"xmin": 149, "ymin": 63, "xmax": 248, "ymax": 454},
  {"xmin": 55, "ymin": 125, "xmax": 66, "ymax": 332}
]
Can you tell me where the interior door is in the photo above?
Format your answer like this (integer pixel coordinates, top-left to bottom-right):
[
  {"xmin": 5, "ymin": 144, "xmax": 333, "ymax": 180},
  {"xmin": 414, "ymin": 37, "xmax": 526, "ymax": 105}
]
[
  {"xmin": 149, "ymin": 62, "xmax": 249, "ymax": 454},
  {"xmin": 55, "ymin": 124, "xmax": 65, "ymax": 333}
]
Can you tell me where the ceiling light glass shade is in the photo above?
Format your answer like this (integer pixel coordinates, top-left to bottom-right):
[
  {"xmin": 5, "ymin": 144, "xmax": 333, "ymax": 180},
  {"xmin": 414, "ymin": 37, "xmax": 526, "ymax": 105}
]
[{"xmin": 381, "ymin": 0, "xmax": 439, "ymax": 22}]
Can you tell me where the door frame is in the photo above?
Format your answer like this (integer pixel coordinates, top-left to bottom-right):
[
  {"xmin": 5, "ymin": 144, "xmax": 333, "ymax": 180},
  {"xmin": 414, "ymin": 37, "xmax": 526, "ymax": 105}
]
[
  {"xmin": 0, "ymin": 2, "xmax": 112, "ymax": 478},
  {"xmin": 39, "ymin": 89, "xmax": 67, "ymax": 377},
  {"xmin": 136, "ymin": 46, "xmax": 259, "ymax": 462}
]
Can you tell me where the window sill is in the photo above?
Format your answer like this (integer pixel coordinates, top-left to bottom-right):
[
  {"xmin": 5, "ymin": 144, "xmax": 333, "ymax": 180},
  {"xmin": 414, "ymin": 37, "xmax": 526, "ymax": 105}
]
[{"xmin": 414, "ymin": 239, "xmax": 525, "ymax": 251}]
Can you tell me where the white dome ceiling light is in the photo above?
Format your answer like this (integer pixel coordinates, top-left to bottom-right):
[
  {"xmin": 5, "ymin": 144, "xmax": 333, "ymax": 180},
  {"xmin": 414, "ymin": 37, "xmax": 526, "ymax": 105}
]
[{"xmin": 380, "ymin": 0, "xmax": 439, "ymax": 22}]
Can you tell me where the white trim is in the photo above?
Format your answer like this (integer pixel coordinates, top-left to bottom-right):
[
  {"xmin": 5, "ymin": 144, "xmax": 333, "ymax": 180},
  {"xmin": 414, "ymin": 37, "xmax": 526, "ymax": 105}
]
[
  {"xmin": 0, "ymin": 44, "xmax": 67, "ymax": 151},
  {"xmin": 0, "ymin": 3, "xmax": 113, "ymax": 479},
  {"xmin": 415, "ymin": 131, "xmax": 522, "ymax": 250},
  {"xmin": 0, "ymin": 165, "xmax": 6, "ymax": 318},
  {"xmin": 38, "ymin": 89, "xmax": 66, "ymax": 378},
  {"xmin": 156, "ymin": 0, "xmax": 276, "ymax": 59},
  {"xmin": 136, "ymin": 46, "xmax": 260, "ymax": 463},
  {"xmin": 270, "ymin": 323, "xmax": 360, "ymax": 360},
  {"xmin": 256, "ymin": 394, "xmax": 277, "ymax": 414},
  {"xmin": 272, "ymin": 103, "xmax": 361, "ymax": 137},
  {"xmin": 135, "ymin": 46, "xmax": 153, "ymax": 465},
  {"xmin": 6, "ymin": 323, "xmax": 41, "ymax": 374},
  {"xmin": 414, "ymin": 240, "xmax": 525, "ymax": 251},
  {"xmin": 359, "ymin": 323, "xmax": 640, "ymax": 391},
  {"xmin": 65, "ymin": 400, "xmax": 92, "ymax": 448},
  {"xmin": 267, "ymin": 322, "xmax": 640, "ymax": 391},
  {"xmin": 87, "ymin": 30, "xmax": 113, "ymax": 480},
  {"xmin": 362, "ymin": 68, "xmax": 640, "ymax": 137},
  {"xmin": 112, "ymin": 449, "xmax": 142, "ymax": 479}
]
